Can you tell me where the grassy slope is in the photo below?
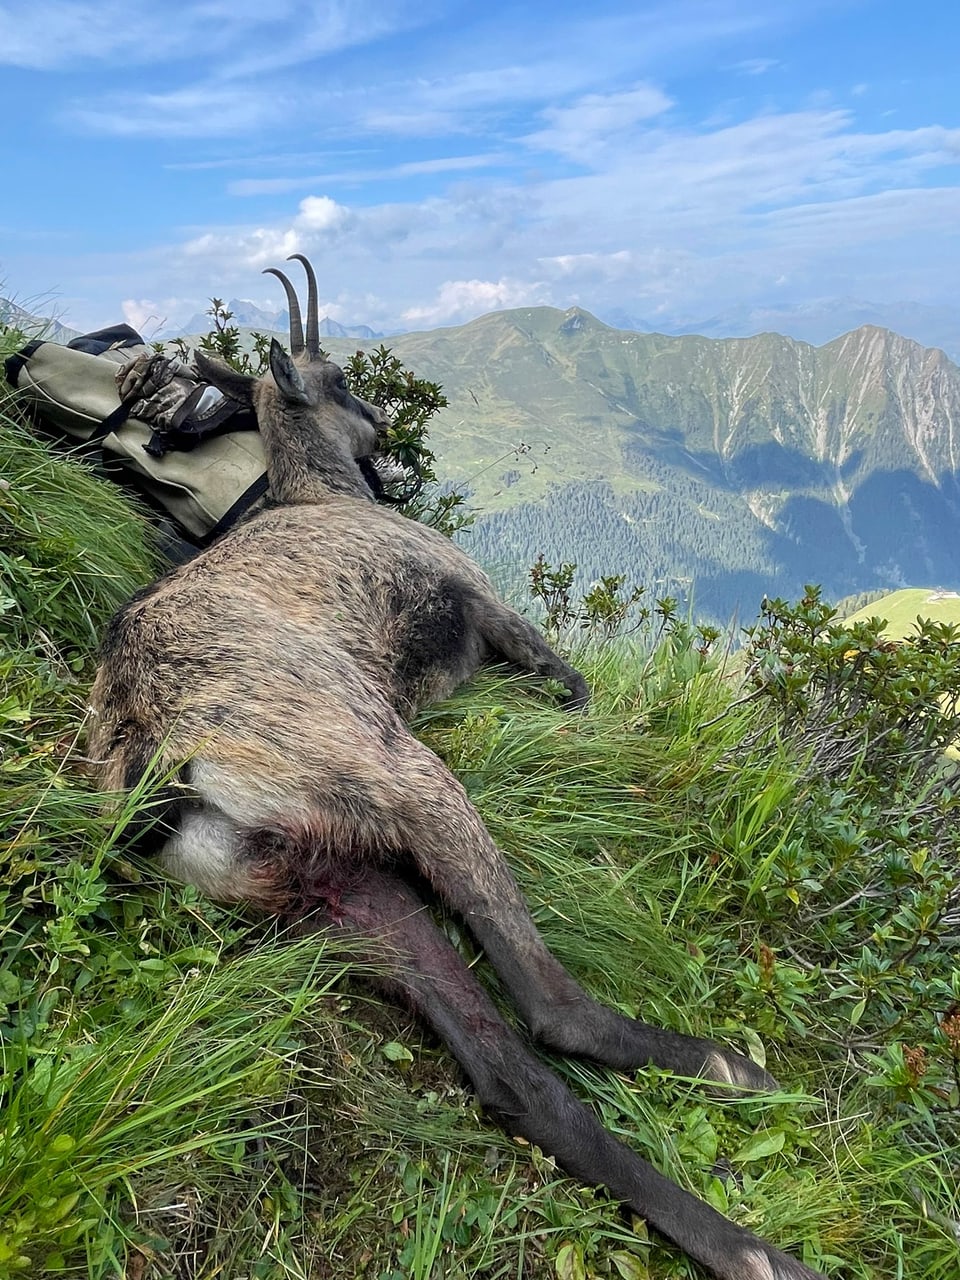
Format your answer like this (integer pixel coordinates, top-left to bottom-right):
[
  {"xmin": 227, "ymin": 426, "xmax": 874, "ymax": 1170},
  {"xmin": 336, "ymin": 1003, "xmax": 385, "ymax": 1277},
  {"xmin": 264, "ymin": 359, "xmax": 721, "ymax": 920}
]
[
  {"xmin": 2, "ymin": 368, "xmax": 959, "ymax": 1278},
  {"xmin": 844, "ymin": 587, "xmax": 960, "ymax": 636},
  {"xmin": 843, "ymin": 588, "xmax": 960, "ymax": 760}
]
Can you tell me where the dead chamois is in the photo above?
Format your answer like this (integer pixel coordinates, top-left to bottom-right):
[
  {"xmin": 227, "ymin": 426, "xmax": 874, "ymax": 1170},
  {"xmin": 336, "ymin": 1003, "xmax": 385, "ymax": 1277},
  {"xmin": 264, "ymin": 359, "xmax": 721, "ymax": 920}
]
[{"xmin": 89, "ymin": 256, "xmax": 826, "ymax": 1280}]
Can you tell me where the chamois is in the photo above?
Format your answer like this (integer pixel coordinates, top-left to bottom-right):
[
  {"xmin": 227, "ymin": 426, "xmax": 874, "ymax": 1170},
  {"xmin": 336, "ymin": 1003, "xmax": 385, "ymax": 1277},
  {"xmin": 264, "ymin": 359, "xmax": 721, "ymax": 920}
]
[{"xmin": 89, "ymin": 256, "xmax": 827, "ymax": 1280}]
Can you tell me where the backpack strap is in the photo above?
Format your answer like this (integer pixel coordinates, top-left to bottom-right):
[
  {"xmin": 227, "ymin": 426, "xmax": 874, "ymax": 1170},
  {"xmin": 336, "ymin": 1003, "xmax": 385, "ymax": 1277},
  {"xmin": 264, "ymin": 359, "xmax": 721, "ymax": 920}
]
[
  {"xmin": 3, "ymin": 339, "xmax": 45, "ymax": 386},
  {"xmin": 89, "ymin": 398, "xmax": 137, "ymax": 441},
  {"xmin": 196, "ymin": 473, "xmax": 270, "ymax": 547}
]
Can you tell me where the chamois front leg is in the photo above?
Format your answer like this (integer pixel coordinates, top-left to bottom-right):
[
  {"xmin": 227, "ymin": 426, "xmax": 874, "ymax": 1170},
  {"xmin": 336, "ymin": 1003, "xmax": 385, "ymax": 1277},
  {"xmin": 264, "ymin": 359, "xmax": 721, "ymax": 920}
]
[
  {"xmin": 301, "ymin": 867, "xmax": 826, "ymax": 1280},
  {"xmin": 476, "ymin": 599, "xmax": 589, "ymax": 709}
]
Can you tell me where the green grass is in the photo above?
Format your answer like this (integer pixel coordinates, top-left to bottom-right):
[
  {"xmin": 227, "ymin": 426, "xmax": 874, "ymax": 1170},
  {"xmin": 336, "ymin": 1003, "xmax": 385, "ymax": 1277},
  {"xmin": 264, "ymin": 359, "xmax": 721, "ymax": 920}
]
[
  {"xmin": 2, "ymin": 358, "xmax": 959, "ymax": 1279},
  {"xmin": 844, "ymin": 587, "xmax": 960, "ymax": 637}
]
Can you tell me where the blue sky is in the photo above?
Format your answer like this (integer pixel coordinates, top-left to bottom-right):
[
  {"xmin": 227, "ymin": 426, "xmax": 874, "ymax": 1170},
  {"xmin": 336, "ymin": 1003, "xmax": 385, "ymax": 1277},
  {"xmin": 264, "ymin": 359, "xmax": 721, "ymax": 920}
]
[{"xmin": 2, "ymin": 0, "xmax": 959, "ymax": 337}]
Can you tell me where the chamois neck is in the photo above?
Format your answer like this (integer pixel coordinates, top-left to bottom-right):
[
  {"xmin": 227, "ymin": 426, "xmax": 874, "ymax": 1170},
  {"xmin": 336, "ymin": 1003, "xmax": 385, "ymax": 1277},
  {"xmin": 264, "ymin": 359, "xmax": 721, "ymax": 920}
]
[{"xmin": 260, "ymin": 410, "xmax": 374, "ymax": 505}]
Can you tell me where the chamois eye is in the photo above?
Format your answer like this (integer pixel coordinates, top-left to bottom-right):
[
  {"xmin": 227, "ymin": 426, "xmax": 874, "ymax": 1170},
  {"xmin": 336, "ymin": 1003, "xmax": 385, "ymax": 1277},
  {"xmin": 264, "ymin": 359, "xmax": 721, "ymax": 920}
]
[{"xmin": 335, "ymin": 373, "xmax": 347, "ymax": 390}]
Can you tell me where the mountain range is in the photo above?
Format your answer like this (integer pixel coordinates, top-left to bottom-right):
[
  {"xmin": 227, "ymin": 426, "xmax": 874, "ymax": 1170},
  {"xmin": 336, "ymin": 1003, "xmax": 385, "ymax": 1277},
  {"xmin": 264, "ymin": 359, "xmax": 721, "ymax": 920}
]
[
  {"xmin": 169, "ymin": 294, "xmax": 960, "ymax": 369},
  {"xmin": 602, "ymin": 299, "xmax": 960, "ymax": 367},
  {"xmin": 0, "ymin": 296, "xmax": 79, "ymax": 345},
  {"xmin": 313, "ymin": 309, "xmax": 960, "ymax": 622},
  {"xmin": 161, "ymin": 299, "xmax": 381, "ymax": 342}
]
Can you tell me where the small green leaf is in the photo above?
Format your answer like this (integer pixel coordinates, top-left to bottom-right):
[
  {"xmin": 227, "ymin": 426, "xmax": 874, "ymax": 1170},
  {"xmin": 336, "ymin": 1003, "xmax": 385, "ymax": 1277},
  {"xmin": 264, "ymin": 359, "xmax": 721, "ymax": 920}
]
[
  {"xmin": 49, "ymin": 1192, "xmax": 81, "ymax": 1223},
  {"xmin": 610, "ymin": 1250, "xmax": 649, "ymax": 1279},
  {"xmin": 169, "ymin": 946, "xmax": 221, "ymax": 968},
  {"xmin": 741, "ymin": 1025, "xmax": 767, "ymax": 1070},
  {"xmin": 731, "ymin": 1129, "xmax": 786, "ymax": 1163},
  {"xmin": 382, "ymin": 1041, "xmax": 414, "ymax": 1064},
  {"xmin": 555, "ymin": 1242, "xmax": 587, "ymax": 1280}
]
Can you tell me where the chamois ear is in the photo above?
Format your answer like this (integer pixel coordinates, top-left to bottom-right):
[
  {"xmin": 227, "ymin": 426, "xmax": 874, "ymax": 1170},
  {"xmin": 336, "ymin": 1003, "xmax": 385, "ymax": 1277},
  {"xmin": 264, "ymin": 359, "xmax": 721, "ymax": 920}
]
[
  {"xmin": 268, "ymin": 338, "xmax": 311, "ymax": 405},
  {"xmin": 193, "ymin": 350, "xmax": 257, "ymax": 407}
]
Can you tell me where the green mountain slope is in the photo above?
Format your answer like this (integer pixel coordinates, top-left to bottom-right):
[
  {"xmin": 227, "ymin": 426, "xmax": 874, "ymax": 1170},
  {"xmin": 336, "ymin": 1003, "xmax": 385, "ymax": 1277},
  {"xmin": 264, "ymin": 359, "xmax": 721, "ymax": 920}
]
[
  {"xmin": 163, "ymin": 309, "xmax": 960, "ymax": 620},
  {"xmin": 844, "ymin": 587, "xmax": 960, "ymax": 636},
  {"xmin": 320, "ymin": 309, "xmax": 960, "ymax": 619}
]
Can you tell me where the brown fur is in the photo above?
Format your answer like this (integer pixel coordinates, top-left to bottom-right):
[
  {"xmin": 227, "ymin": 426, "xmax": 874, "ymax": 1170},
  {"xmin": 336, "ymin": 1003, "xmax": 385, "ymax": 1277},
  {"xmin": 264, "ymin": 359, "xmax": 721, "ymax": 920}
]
[{"xmin": 88, "ymin": 259, "xmax": 826, "ymax": 1280}]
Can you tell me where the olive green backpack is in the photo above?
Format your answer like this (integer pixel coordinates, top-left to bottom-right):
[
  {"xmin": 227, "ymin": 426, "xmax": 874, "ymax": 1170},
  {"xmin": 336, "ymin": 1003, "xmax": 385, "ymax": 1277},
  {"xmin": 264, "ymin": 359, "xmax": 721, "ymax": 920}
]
[{"xmin": 4, "ymin": 326, "xmax": 268, "ymax": 548}]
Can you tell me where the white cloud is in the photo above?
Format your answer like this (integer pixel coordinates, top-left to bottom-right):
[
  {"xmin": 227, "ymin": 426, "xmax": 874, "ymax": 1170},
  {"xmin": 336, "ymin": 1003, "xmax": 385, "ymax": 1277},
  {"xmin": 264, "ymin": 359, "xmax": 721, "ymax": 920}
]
[
  {"xmin": 759, "ymin": 186, "xmax": 960, "ymax": 248},
  {"xmin": 228, "ymin": 154, "xmax": 503, "ymax": 197},
  {"xmin": 0, "ymin": 1, "xmax": 189, "ymax": 69},
  {"xmin": 121, "ymin": 297, "xmax": 183, "ymax": 337},
  {"xmin": 526, "ymin": 83, "xmax": 673, "ymax": 162},
  {"xmin": 731, "ymin": 57, "xmax": 780, "ymax": 75},
  {"xmin": 68, "ymin": 83, "xmax": 303, "ymax": 138},
  {"xmin": 401, "ymin": 278, "xmax": 549, "ymax": 327},
  {"xmin": 296, "ymin": 196, "xmax": 352, "ymax": 234},
  {"xmin": 540, "ymin": 250, "xmax": 634, "ymax": 278},
  {"xmin": 184, "ymin": 226, "xmax": 303, "ymax": 268},
  {"xmin": 1, "ymin": 0, "xmax": 417, "ymax": 71},
  {"xmin": 533, "ymin": 111, "xmax": 960, "ymax": 229},
  {"xmin": 357, "ymin": 110, "xmax": 469, "ymax": 139},
  {"xmin": 179, "ymin": 195, "xmax": 352, "ymax": 270}
]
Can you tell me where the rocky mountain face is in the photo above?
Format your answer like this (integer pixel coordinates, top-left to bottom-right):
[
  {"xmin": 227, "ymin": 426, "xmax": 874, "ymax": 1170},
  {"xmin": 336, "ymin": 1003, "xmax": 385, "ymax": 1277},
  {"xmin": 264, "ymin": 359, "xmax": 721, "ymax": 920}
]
[
  {"xmin": 0, "ymin": 297, "xmax": 79, "ymax": 344},
  {"xmin": 164, "ymin": 300, "xmax": 380, "ymax": 341},
  {"xmin": 319, "ymin": 309, "xmax": 960, "ymax": 620}
]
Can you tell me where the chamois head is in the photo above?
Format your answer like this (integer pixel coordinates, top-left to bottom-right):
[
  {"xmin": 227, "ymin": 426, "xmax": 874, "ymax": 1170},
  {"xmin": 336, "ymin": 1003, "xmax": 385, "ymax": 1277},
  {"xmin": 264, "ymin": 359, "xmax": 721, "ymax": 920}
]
[{"xmin": 193, "ymin": 255, "xmax": 390, "ymax": 504}]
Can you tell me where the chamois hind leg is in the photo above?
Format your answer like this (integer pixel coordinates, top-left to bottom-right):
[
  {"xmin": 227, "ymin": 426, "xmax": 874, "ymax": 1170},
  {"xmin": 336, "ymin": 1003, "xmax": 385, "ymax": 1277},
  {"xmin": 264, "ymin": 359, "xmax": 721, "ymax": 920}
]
[
  {"xmin": 181, "ymin": 707, "xmax": 768, "ymax": 1090},
  {"xmin": 303, "ymin": 866, "xmax": 825, "ymax": 1280},
  {"xmin": 384, "ymin": 735, "xmax": 774, "ymax": 1092}
]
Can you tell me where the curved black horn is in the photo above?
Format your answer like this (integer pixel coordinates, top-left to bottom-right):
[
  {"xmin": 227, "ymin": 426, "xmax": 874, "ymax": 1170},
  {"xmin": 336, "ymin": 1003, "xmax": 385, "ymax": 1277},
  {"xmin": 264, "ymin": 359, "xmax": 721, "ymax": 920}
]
[
  {"xmin": 262, "ymin": 267, "xmax": 304, "ymax": 357},
  {"xmin": 287, "ymin": 254, "xmax": 321, "ymax": 358}
]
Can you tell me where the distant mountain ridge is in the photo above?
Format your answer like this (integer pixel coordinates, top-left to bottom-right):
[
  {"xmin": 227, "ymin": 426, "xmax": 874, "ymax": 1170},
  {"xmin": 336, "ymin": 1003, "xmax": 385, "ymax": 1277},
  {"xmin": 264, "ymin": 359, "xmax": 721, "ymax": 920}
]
[
  {"xmin": 602, "ymin": 298, "xmax": 960, "ymax": 366},
  {"xmin": 0, "ymin": 297, "xmax": 79, "ymax": 344},
  {"xmin": 161, "ymin": 298, "xmax": 381, "ymax": 342},
  {"xmin": 160, "ymin": 295, "xmax": 960, "ymax": 365}
]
